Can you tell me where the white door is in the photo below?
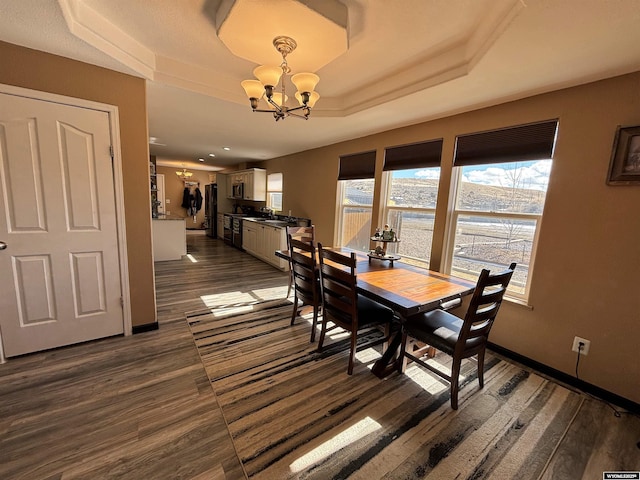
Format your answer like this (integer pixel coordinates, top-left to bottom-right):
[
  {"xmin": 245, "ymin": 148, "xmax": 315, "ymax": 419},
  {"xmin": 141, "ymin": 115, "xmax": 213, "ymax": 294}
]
[{"xmin": 0, "ymin": 92, "xmax": 124, "ymax": 357}]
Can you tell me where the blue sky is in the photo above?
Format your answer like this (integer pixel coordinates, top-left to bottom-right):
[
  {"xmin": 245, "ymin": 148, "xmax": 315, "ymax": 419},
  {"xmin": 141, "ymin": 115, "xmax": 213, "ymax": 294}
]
[{"xmin": 393, "ymin": 160, "xmax": 552, "ymax": 191}]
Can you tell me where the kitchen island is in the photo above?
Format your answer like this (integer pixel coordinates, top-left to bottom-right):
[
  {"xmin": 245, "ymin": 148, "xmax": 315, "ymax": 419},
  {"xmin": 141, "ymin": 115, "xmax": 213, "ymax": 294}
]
[{"xmin": 152, "ymin": 217, "xmax": 186, "ymax": 261}]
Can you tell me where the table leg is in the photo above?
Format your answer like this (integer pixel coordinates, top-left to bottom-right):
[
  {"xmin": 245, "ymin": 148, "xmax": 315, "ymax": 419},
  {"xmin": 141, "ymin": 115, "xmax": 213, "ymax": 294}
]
[{"xmin": 371, "ymin": 322, "xmax": 402, "ymax": 378}]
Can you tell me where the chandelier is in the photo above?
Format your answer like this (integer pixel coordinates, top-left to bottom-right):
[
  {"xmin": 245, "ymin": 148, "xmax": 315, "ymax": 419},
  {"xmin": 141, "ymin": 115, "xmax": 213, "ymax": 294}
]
[
  {"xmin": 241, "ymin": 36, "xmax": 320, "ymax": 121},
  {"xmin": 176, "ymin": 168, "xmax": 193, "ymax": 180}
]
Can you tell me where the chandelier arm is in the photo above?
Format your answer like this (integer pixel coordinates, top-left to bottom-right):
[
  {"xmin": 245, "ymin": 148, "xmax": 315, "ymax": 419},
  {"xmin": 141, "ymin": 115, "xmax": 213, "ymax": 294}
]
[
  {"xmin": 288, "ymin": 111, "xmax": 310, "ymax": 120},
  {"xmin": 286, "ymin": 104, "xmax": 308, "ymax": 113},
  {"xmin": 267, "ymin": 96, "xmax": 284, "ymax": 112}
]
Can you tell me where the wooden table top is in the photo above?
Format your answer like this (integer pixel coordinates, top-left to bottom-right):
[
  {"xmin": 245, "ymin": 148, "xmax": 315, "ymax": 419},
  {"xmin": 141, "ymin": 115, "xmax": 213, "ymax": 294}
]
[{"xmin": 277, "ymin": 248, "xmax": 475, "ymax": 318}]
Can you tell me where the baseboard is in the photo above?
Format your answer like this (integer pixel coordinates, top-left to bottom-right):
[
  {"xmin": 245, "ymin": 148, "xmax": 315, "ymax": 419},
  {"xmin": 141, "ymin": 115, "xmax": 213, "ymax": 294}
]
[
  {"xmin": 132, "ymin": 322, "xmax": 159, "ymax": 334},
  {"xmin": 488, "ymin": 342, "xmax": 640, "ymax": 415}
]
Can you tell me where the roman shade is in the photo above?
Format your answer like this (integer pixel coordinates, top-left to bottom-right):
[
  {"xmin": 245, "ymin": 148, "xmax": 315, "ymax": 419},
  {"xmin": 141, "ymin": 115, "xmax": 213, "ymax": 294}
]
[
  {"xmin": 454, "ymin": 120, "xmax": 558, "ymax": 166},
  {"xmin": 338, "ymin": 150, "xmax": 376, "ymax": 180},
  {"xmin": 383, "ymin": 138, "xmax": 443, "ymax": 171}
]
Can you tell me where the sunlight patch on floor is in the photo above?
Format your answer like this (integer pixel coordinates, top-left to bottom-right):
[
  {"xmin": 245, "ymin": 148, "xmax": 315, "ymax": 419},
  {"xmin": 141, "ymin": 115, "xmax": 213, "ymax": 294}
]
[
  {"xmin": 289, "ymin": 416, "xmax": 381, "ymax": 474},
  {"xmin": 186, "ymin": 254, "xmax": 198, "ymax": 263},
  {"xmin": 404, "ymin": 362, "xmax": 450, "ymax": 395},
  {"xmin": 199, "ymin": 288, "xmax": 290, "ymax": 316}
]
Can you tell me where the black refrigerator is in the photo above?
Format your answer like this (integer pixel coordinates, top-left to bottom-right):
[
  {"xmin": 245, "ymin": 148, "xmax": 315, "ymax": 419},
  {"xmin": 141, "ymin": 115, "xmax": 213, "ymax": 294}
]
[{"xmin": 204, "ymin": 184, "xmax": 217, "ymax": 238}]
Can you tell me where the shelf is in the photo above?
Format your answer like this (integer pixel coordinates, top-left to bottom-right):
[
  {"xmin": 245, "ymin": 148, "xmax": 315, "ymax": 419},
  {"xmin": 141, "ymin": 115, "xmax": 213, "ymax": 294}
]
[
  {"xmin": 367, "ymin": 252, "xmax": 401, "ymax": 266},
  {"xmin": 370, "ymin": 235, "xmax": 400, "ymax": 265},
  {"xmin": 371, "ymin": 236, "xmax": 399, "ymax": 243}
]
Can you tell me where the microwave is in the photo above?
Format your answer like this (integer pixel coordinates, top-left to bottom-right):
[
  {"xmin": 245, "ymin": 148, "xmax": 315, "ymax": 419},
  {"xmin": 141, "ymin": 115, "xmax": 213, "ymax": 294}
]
[{"xmin": 231, "ymin": 182, "xmax": 244, "ymax": 199}]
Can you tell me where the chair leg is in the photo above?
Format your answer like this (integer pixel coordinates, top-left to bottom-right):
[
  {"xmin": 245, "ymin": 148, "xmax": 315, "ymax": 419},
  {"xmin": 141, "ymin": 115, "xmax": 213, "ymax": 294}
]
[
  {"xmin": 290, "ymin": 292, "xmax": 299, "ymax": 326},
  {"xmin": 317, "ymin": 315, "xmax": 328, "ymax": 352},
  {"xmin": 310, "ymin": 304, "xmax": 319, "ymax": 343},
  {"xmin": 477, "ymin": 348, "xmax": 485, "ymax": 389},
  {"xmin": 450, "ymin": 356, "xmax": 462, "ymax": 410},
  {"xmin": 286, "ymin": 268, "xmax": 293, "ymax": 298},
  {"xmin": 347, "ymin": 329, "xmax": 358, "ymax": 375},
  {"xmin": 398, "ymin": 327, "xmax": 409, "ymax": 373}
]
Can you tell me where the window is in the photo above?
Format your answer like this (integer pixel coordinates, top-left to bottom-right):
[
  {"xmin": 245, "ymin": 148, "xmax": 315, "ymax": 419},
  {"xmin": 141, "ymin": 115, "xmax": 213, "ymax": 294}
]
[
  {"xmin": 382, "ymin": 139, "xmax": 443, "ymax": 267},
  {"xmin": 337, "ymin": 151, "xmax": 376, "ymax": 251},
  {"xmin": 266, "ymin": 172, "xmax": 283, "ymax": 212},
  {"xmin": 446, "ymin": 120, "xmax": 558, "ymax": 299},
  {"xmin": 383, "ymin": 168, "xmax": 440, "ymax": 268},
  {"xmin": 339, "ymin": 179, "xmax": 375, "ymax": 250}
]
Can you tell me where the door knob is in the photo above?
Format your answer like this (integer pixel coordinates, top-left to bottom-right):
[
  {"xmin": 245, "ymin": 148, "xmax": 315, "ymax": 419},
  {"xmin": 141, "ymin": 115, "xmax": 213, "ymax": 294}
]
[{"xmin": 0, "ymin": 241, "xmax": 6, "ymax": 250}]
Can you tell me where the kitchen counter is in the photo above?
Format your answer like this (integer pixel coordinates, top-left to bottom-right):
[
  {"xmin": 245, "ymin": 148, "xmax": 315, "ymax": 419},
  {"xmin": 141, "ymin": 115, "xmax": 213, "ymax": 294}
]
[
  {"xmin": 242, "ymin": 217, "xmax": 295, "ymax": 228},
  {"xmin": 153, "ymin": 216, "xmax": 185, "ymax": 221}
]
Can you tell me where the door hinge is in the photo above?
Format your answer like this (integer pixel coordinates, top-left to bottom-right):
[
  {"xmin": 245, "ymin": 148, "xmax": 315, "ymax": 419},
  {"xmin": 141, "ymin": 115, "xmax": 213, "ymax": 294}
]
[
  {"xmin": 120, "ymin": 297, "xmax": 124, "ymax": 308},
  {"xmin": 109, "ymin": 145, "xmax": 114, "ymax": 160}
]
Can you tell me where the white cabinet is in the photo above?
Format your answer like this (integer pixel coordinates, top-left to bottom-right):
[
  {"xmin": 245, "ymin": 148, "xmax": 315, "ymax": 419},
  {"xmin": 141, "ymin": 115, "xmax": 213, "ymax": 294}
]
[
  {"xmin": 244, "ymin": 168, "xmax": 266, "ymax": 201},
  {"xmin": 217, "ymin": 212, "xmax": 224, "ymax": 239},
  {"xmin": 226, "ymin": 168, "xmax": 266, "ymax": 201},
  {"xmin": 243, "ymin": 221, "xmax": 258, "ymax": 254},
  {"xmin": 242, "ymin": 221, "xmax": 287, "ymax": 269}
]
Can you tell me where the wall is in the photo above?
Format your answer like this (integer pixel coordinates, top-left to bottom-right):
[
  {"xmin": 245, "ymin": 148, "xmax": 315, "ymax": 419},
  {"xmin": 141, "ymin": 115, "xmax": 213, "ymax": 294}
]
[
  {"xmin": 0, "ymin": 41, "xmax": 156, "ymax": 327},
  {"xmin": 156, "ymin": 166, "xmax": 210, "ymax": 228},
  {"xmin": 262, "ymin": 72, "xmax": 640, "ymax": 404}
]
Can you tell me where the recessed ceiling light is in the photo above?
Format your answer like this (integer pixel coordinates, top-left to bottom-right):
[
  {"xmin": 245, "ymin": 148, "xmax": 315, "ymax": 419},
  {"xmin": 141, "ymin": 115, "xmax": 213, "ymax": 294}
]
[
  {"xmin": 223, "ymin": 147, "xmax": 231, "ymax": 151},
  {"xmin": 198, "ymin": 158, "xmax": 205, "ymax": 162},
  {"xmin": 209, "ymin": 153, "xmax": 215, "ymax": 157}
]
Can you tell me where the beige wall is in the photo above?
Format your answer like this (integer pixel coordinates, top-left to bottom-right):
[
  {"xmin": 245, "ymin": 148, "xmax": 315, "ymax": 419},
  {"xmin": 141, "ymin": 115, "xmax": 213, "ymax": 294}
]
[
  {"xmin": 0, "ymin": 41, "xmax": 156, "ymax": 327},
  {"xmin": 157, "ymin": 166, "xmax": 210, "ymax": 228},
  {"xmin": 262, "ymin": 72, "xmax": 640, "ymax": 404}
]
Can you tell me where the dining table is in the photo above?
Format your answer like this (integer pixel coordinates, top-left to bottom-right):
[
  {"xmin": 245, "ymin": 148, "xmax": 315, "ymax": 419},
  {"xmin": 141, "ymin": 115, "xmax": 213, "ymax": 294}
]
[{"xmin": 275, "ymin": 247, "xmax": 476, "ymax": 378}]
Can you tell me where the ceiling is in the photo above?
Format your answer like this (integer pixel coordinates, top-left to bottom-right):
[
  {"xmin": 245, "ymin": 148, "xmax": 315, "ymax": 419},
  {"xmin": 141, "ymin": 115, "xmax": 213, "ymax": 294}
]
[{"xmin": 2, "ymin": 0, "xmax": 640, "ymax": 172}]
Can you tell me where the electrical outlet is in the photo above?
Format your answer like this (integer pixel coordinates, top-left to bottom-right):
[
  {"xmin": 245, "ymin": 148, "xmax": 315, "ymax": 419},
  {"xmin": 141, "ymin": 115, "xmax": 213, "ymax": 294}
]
[
  {"xmin": 166, "ymin": 199, "xmax": 170, "ymax": 204},
  {"xmin": 572, "ymin": 336, "xmax": 590, "ymax": 356}
]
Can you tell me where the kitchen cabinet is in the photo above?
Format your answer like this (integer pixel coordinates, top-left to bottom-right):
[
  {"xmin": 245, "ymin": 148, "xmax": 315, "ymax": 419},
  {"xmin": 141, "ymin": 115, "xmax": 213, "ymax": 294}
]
[
  {"xmin": 242, "ymin": 220, "xmax": 287, "ymax": 270},
  {"xmin": 244, "ymin": 168, "xmax": 266, "ymax": 201},
  {"xmin": 243, "ymin": 221, "xmax": 258, "ymax": 254},
  {"xmin": 226, "ymin": 168, "xmax": 266, "ymax": 201},
  {"xmin": 217, "ymin": 212, "xmax": 224, "ymax": 240}
]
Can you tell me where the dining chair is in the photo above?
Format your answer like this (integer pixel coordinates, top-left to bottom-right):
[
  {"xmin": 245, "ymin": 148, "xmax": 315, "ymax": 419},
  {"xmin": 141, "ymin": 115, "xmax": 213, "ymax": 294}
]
[
  {"xmin": 317, "ymin": 244, "xmax": 395, "ymax": 375},
  {"xmin": 285, "ymin": 225, "xmax": 315, "ymax": 298},
  {"xmin": 288, "ymin": 236, "xmax": 321, "ymax": 342},
  {"xmin": 399, "ymin": 262, "xmax": 516, "ymax": 409}
]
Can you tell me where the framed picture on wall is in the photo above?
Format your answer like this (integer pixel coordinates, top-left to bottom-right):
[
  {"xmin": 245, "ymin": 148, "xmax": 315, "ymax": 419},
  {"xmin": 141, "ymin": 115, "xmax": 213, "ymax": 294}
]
[{"xmin": 607, "ymin": 125, "xmax": 640, "ymax": 185}]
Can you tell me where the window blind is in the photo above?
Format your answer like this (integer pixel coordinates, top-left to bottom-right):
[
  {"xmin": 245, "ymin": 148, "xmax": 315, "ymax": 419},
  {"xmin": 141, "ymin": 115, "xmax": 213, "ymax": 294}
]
[
  {"xmin": 338, "ymin": 150, "xmax": 376, "ymax": 180},
  {"xmin": 383, "ymin": 138, "xmax": 443, "ymax": 171},
  {"xmin": 454, "ymin": 120, "xmax": 558, "ymax": 166}
]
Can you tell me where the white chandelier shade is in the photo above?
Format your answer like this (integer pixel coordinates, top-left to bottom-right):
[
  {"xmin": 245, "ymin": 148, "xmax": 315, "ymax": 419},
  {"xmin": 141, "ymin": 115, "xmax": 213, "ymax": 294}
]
[
  {"xmin": 253, "ymin": 65, "xmax": 283, "ymax": 88},
  {"xmin": 176, "ymin": 168, "xmax": 193, "ymax": 179},
  {"xmin": 291, "ymin": 73, "xmax": 319, "ymax": 95}
]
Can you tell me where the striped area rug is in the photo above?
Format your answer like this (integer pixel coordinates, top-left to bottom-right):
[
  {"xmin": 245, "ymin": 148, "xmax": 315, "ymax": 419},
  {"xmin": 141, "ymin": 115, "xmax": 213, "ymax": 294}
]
[{"xmin": 187, "ymin": 300, "xmax": 583, "ymax": 480}]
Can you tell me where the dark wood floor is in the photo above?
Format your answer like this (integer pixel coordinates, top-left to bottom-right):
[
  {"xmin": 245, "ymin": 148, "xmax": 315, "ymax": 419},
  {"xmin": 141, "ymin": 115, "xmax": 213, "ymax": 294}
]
[{"xmin": 1, "ymin": 232, "xmax": 638, "ymax": 479}]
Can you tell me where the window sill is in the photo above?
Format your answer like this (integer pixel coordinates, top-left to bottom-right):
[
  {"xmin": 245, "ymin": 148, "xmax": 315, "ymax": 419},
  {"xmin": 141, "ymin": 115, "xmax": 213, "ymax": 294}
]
[{"xmin": 504, "ymin": 295, "xmax": 533, "ymax": 310}]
